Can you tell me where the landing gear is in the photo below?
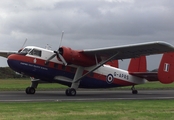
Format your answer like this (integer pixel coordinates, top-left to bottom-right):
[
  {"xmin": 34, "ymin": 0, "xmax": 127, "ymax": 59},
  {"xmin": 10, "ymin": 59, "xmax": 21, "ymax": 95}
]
[
  {"xmin": 25, "ymin": 79, "xmax": 39, "ymax": 95},
  {"xmin": 131, "ymin": 85, "xmax": 138, "ymax": 94},
  {"xmin": 65, "ymin": 66, "xmax": 83, "ymax": 96},
  {"xmin": 25, "ymin": 87, "xmax": 35, "ymax": 94},
  {"xmin": 65, "ymin": 88, "xmax": 76, "ymax": 96}
]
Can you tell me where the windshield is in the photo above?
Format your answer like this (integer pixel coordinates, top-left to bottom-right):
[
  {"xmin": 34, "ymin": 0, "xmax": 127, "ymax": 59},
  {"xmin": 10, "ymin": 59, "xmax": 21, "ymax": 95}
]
[{"xmin": 20, "ymin": 48, "xmax": 32, "ymax": 54}]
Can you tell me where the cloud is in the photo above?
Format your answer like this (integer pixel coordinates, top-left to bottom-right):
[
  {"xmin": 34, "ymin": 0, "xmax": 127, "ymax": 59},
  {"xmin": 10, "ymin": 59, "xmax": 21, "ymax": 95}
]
[{"xmin": 0, "ymin": 0, "xmax": 174, "ymax": 70}]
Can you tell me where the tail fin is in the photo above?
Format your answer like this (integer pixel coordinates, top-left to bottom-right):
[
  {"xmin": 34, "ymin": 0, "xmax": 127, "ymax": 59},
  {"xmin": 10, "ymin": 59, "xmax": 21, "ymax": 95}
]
[
  {"xmin": 158, "ymin": 52, "xmax": 174, "ymax": 84},
  {"xmin": 106, "ymin": 60, "xmax": 119, "ymax": 68},
  {"xmin": 128, "ymin": 56, "xmax": 146, "ymax": 72}
]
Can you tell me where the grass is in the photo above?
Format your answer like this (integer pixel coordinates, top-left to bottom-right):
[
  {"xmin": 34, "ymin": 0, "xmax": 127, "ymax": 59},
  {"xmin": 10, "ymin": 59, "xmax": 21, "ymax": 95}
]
[
  {"xmin": 0, "ymin": 100, "xmax": 174, "ymax": 120},
  {"xmin": 0, "ymin": 79, "xmax": 174, "ymax": 120},
  {"xmin": 0, "ymin": 78, "xmax": 67, "ymax": 91},
  {"xmin": 0, "ymin": 78, "xmax": 174, "ymax": 91}
]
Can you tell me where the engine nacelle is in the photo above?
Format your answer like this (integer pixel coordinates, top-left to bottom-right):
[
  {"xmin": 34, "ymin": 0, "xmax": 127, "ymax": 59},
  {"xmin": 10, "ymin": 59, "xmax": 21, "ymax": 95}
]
[{"xmin": 58, "ymin": 46, "xmax": 99, "ymax": 67}]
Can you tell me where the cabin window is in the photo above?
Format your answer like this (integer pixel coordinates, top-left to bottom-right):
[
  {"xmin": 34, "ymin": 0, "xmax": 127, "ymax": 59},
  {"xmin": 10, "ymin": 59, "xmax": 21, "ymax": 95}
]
[
  {"xmin": 62, "ymin": 65, "xmax": 66, "ymax": 70},
  {"xmin": 54, "ymin": 63, "xmax": 58, "ymax": 68},
  {"xmin": 45, "ymin": 61, "xmax": 49, "ymax": 66},
  {"xmin": 29, "ymin": 49, "xmax": 42, "ymax": 57}
]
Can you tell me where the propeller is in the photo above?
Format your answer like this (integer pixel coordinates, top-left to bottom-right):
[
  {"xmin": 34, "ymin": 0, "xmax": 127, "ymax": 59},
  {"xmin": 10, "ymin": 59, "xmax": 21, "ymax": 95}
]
[
  {"xmin": 45, "ymin": 32, "xmax": 67, "ymax": 66},
  {"xmin": 18, "ymin": 38, "xmax": 28, "ymax": 53},
  {"xmin": 21, "ymin": 38, "xmax": 27, "ymax": 48}
]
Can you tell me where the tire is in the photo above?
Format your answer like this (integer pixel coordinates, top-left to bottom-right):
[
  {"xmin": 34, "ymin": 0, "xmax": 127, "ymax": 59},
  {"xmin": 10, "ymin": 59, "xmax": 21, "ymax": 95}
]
[
  {"xmin": 25, "ymin": 87, "xmax": 30, "ymax": 94},
  {"xmin": 65, "ymin": 88, "xmax": 70, "ymax": 96},
  {"xmin": 69, "ymin": 88, "xmax": 76, "ymax": 96},
  {"xmin": 25, "ymin": 87, "xmax": 35, "ymax": 94},
  {"xmin": 65, "ymin": 88, "xmax": 76, "ymax": 96},
  {"xmin": 29, "ymin": 87, "xmax": 35, "ymax": 94},
  {"xmin": 132, "ymin": 90, "xmax": 138, "ymax": 94}
]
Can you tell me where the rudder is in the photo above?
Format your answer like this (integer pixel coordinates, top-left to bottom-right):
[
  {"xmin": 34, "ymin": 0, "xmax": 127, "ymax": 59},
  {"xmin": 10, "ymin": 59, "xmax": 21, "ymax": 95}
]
[{"xmin": 158, "ymin": 52, "xmax": 174, "ymax": 84}]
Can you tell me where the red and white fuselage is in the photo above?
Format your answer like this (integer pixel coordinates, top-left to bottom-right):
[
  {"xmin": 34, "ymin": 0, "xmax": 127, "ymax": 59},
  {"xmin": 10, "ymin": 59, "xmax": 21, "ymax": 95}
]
[{"xmin": 7, "ymin": 46, "xmax": 146, "ymax": 89}]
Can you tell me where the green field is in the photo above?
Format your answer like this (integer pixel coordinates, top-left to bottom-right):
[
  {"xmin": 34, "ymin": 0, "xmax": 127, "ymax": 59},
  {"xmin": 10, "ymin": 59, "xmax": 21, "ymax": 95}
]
[
  {"xmin": 0, "ymin": 78, "xmax": 174, "ymax": 91},
  {"xmin": 0, "ymin": 79, "xmax": 174, "ymax": 120},
  {"xmin": 0, "ymin": 100, "xmax": 174, "ymax": 120}
]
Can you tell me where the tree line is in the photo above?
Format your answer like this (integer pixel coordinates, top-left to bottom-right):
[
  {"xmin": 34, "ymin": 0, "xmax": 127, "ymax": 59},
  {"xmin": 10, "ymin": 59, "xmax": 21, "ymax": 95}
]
[{"xmin": 0, "ymin": 67, "xmax": 28, "ymax": 79}]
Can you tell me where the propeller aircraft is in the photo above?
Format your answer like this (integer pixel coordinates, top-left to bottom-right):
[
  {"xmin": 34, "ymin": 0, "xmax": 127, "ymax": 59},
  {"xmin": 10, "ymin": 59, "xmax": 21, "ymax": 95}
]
[{"xmin": 1, "ymin": 39, "xmax": 174, "ymax": 96}]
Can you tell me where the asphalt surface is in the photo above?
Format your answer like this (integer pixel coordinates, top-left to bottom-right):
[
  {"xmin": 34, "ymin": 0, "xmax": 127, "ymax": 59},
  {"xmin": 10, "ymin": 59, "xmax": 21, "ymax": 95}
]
[{"xmin": 0, "ymin": 90, "xmax": 174, "ymax": 102}]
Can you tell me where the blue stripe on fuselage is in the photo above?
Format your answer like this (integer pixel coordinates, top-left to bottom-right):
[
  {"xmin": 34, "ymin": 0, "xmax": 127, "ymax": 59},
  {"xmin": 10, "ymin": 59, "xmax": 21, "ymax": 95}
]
[{"xmin": 8, "ymin": 59, "xmax": 122, "ymax": 88}]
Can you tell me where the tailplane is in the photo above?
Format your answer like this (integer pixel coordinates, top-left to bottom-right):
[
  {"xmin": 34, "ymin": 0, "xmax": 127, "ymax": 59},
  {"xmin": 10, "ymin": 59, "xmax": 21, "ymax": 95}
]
[
  {"xmin": 158, "ymin": 52, "xmax": 174, "ymax": 84},
  {"xmin": 128, "ymin": 56, "xmax": 147, "ymax": 72}
]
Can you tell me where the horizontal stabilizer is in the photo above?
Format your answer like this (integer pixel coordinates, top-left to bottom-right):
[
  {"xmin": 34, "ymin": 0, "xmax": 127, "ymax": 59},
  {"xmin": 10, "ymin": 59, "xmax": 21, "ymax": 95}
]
[{"xmin": 129, "ymin": 72, "xmax": 158, "ymax": 81}]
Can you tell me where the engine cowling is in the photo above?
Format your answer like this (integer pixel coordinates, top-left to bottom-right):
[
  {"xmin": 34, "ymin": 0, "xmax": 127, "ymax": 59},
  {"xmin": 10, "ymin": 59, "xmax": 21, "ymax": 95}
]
[{"xmin": 58, "ymin": 46, "xmax": 99, "ymax": 67}]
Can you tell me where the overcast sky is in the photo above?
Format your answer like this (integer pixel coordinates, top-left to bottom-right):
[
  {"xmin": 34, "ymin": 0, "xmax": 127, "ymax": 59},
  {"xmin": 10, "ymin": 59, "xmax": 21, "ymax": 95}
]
[{"xmin": 0, "ymin": 0, "xmax": 174, "ymax": 70}]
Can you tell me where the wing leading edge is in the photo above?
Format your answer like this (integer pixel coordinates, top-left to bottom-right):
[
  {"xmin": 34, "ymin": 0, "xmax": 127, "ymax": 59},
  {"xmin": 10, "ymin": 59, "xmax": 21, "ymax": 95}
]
[
  {"xmin": 83, "ymin": 41, "xmax": 174, "ymax": 60},
  {"xmin": 0, "ymin": 51, "xmax": 17, "ymax": 58}
]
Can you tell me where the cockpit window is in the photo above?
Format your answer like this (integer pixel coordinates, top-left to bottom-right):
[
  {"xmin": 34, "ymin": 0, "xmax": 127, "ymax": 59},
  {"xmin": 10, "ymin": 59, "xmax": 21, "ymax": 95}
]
[
  {"xmin": 29, "ymin": 49, "xmax": 42, "ymax": 57},
  {"xmin": 20, "ymin": 48, "xmax": 31, "ymax": 54}
]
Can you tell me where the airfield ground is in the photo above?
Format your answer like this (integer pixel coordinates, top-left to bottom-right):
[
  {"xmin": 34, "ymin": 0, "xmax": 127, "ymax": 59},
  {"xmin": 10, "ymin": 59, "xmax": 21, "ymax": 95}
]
[{"xmin": 0, "ymin": 79, "xmax": 174, "ymax": 120}]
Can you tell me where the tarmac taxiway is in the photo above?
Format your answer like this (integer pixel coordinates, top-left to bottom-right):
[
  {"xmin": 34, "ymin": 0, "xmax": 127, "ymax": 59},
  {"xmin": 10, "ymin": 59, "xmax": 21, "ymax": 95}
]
[{"xmin": 0, "ymin": 90, "xmax": 174, "ymax": 102}]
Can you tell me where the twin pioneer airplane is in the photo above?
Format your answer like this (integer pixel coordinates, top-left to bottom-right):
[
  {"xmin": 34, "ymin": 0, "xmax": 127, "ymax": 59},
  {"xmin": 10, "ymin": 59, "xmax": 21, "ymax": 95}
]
[{"xmin": 0, "ymin": 39, "xmax": 174, "ymax": 96}]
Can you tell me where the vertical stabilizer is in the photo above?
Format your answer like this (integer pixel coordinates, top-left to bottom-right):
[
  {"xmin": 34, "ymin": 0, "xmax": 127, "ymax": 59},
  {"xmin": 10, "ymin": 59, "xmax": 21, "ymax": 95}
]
[
  {"xmin": 128, "ymin": 56, "xmax": 146, "ymax": 72},
  {"xmin": 158, "ymin": 52, "xmax": 174, "ymax": 84}
]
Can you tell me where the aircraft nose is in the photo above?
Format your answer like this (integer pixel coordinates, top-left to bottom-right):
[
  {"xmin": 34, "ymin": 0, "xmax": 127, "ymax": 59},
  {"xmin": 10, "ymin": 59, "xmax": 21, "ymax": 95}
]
[{"xmin": 7, "ymin": 54, "xmax": 21, "ymax": 72}]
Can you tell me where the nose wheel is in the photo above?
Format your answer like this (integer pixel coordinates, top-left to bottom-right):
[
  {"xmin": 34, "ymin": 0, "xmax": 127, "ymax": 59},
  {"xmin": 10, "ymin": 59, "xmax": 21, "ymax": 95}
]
[
  {"xmin": 131, "ymin": 85, "xmax": 138, "ymax": 94},
  {"xmin": 26, "ymin": 87, "xmax": 36, "ymax": 94}
]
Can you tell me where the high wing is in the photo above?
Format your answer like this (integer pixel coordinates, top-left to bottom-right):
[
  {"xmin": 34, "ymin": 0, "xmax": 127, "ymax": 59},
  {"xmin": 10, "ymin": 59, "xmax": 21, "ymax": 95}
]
[
  {"xmin": 70, "ymin": 41, "xmax": 174, "ymax": 83},
  {"xmin": 0, "ymin": 51, "xmax": 17, "ymax": 58},
  {"xmin": 83, "ymin": 41, "xmax": 174, "ymax": 60}
]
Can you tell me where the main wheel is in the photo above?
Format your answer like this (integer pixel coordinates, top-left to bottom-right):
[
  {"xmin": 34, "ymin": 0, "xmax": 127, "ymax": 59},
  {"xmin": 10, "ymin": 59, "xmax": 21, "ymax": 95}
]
[
  {"xmin": 25, "ymin": 87, "xmax": 30, "ymax": 94},
  {"xmin": 65, "ymin": 88, "xmax": 70, "ymax": 96},
  {"xmin": 69, "ymin": 88, "xmax": 76, "ymax": 96},
  {"xmin": 65, "ymin": 88, "xmax": 76, "ymax": 96},
  {"xmin": 132, "ymin": 90, "xmax": 138, "ymax": 94}
]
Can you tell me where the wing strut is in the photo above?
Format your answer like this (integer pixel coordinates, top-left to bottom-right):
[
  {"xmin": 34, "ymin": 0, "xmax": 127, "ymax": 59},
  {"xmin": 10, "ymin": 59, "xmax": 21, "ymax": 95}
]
[
  {"xmin": 73, "ymin": 52, "xmax": 120, "ymax": 83},
  {"xmin": 71, "ymin": 66, "xmax": 84, "ymax": 89},
  {"xmin": 62, "ymin": 52, "xmax": 120, "ymax": 96}
]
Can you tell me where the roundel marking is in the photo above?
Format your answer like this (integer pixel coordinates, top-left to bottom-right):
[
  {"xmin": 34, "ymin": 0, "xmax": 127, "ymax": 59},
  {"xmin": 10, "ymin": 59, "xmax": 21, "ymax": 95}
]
[{"xmin": 106, "ymin": 74, "xmax": 114, "ymax": 84}]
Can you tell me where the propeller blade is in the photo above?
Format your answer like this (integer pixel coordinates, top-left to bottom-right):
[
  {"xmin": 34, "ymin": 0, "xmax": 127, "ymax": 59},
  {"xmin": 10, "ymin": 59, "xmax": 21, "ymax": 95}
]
[
  {"xmin": 45, "ymin": 54, "xmax": 56, "ymax": 64},
  {"xmin": 58, "ymin": 31, "xmax": 64, "ymax": 49},
  {"xmin": 45, "ymin": 31, "xmax": 67, "ymax": 65},
  {"xmin": 58, "ymin": 52, "xmax": 67, "ymax": 66}
]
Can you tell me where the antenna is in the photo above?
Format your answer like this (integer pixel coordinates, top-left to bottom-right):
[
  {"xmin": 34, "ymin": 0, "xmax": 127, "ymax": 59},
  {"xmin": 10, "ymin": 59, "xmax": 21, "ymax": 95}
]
[
  {"xmin": 45, "ymin": 44, "xmax": 52, "ymax": 50},
  {"xmin": 18, "ymin": 38, "xmax": 28, "ymax": 53},
  {"xmin": 21, "ymin": 38, "xmax": 27, "ymax": 48}
]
